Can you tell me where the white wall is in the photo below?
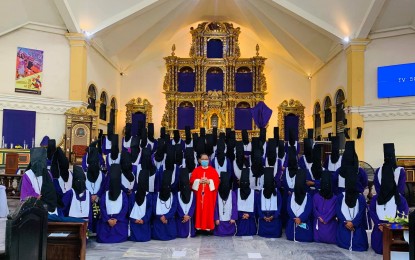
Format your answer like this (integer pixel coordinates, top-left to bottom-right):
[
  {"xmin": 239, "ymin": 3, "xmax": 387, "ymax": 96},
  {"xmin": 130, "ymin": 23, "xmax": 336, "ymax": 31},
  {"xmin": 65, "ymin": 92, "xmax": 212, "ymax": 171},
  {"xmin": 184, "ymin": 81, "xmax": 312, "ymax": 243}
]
[
  {"xmin": 0, "ymin": 28, "xmax": 71, "ymax": 143},
  {"xmin": 87, "ymin": 45, "xmax": 121, "ymax": 134},
  {"xmin": 120, "ymin": 23, "xmax": 311, "ymax": 138},
  {"xmin": 363, "ymin": 34, "xmax": 415, "ymax": 166},
  {"xmin": 0, "ymin": 28, "xmax": 70, "ymax": 99},
  {"xmin": 311, "ymin": 52, "xmax": 347, "ymax": 112}
]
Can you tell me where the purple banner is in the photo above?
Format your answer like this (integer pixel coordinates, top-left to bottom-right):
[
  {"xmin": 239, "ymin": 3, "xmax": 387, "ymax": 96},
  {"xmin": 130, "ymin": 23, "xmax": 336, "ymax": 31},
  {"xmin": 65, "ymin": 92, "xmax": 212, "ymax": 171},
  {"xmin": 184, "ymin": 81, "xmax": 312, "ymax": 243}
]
[
  {"xmin": 178, "ymin": 72, "xmax": 196, "ymax": 92},
  {"xmin": 132, "ymin": 113, "xmax": 146, "ymax": 136},
  {"xmin": 284, "ymin": 115, "xmax": 299, "ymax": 141},
  {"xmin": 251, "ymin": 101, "xmax": 273, "ymax": 128},
  {"xmin": 235, "ymin": 73, "xmax": 253, "ymax": 92},
  {"xmin": 2, "ymin": 109, "xmax": 36, "ymax": 148},
  {"xmin": 206, "ymin": 73, "xmax": 224, "ymax": 91},
  {"xmin": 177, "ymin": 107, "xmax": 195, "ymax": 130},
  {"xmin": 207, "ymin": 40, "xmax": 223, "ymax": 58},
  {"xmin": 235, "ymin": 108, "xmax": 252, "ymax": 130}
]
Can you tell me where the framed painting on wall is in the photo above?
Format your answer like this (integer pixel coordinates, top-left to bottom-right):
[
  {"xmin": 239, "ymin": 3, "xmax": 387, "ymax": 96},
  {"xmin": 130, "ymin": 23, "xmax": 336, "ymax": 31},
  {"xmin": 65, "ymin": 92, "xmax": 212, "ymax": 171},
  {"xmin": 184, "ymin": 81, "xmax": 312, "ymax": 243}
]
[{"xmin": 15, "ymin": 47, "xmax": 43, "ymax": 95}]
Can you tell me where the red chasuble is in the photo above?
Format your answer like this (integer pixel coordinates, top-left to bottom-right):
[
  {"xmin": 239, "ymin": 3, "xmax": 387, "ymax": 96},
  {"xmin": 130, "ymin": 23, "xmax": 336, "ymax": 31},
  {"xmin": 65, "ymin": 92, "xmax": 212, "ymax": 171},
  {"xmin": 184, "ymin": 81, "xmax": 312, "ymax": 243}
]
[{"xmin": 190, "ymin": 166, "xmax": 220, "ymax": 231}]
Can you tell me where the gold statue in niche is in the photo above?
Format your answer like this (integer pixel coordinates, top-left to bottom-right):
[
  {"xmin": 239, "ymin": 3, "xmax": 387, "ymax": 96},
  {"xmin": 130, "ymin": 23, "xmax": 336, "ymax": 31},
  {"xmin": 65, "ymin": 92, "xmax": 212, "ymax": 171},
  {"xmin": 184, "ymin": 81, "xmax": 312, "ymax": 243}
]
[{"xmin": 161, "ymin": 21, "xmax": 267, "ymax": 136}]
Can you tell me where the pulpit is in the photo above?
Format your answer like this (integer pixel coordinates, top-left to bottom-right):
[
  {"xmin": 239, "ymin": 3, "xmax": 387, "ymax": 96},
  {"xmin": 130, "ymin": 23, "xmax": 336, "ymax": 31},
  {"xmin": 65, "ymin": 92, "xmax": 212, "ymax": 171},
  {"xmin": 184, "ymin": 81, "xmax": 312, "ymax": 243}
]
[{"xmin": 5, "ymin": 153, "xmax": 18, "ymax": 174}]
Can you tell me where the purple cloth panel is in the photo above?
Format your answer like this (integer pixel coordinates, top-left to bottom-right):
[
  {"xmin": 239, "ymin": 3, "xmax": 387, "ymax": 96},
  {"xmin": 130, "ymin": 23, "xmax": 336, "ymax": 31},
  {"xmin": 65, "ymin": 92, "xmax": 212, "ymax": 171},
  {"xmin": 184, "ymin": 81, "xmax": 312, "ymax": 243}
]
[
  {"xmin": 3, "ymin": 109, "xmax": 36, "ymax": 148},
  {"xmin": 177, "ymin": 107, "xmax": 195, "ymax": 130},
  {"xmin": 178, "ymin": 73, "xmax": 196, "ymax": 92},
  {"xmin": 132, "ymin": 113, "xmax": 146, "ymax": 136},
  {"xmin": 235, "ymin": 108, "xmax": 252, "ymax": 130},
  {"xmin": 284, "ymin": 115, "xmax": 299, "ymax": 141},
  {"xmin": 251, "ymin": 101, "xmax": 272, "ymax": 128},
  {"xmin": 206, "ymin": 73, "xmax": 224, "ymax": 91},
  {"xmin": 207, "ymin": 40, "xmax": 223, "ymax": 58},
  {"xmin": 235, "ymin": 73, "xmax": 253, "ymax": 92}
]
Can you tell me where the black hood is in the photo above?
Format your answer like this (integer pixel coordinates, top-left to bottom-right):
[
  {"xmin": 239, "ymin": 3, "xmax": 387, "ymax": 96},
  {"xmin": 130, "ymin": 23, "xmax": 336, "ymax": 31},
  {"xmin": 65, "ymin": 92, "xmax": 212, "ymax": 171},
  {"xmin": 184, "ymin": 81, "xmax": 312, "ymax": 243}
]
[
  {"xmin": 110, "ymin": 134, "xmax": 119, "ymax": 161},
  {"xmin": 263, "ymin": 167, "xmax": 276, "ymax": 199},
  {"xmin": 239, "ymin": 168, "xmax": 251, "ymax": 200},
  {"xmin": 72, "ymin": 166, "xmax": 86, "ymax": 195},
  {"xmin": 107, "ymin": 123, "xmax": 114, "ymax": 139},
  {"xmin": 121, "ymin": 150, "xmax": 135, "ymax": 182},
  {"xmin": 266, "ymin": 138, "xmax": 277, "ymax": 166},
  {"xmin": 330, "ymin": 136, "xmax": 340, "ymax": 163},
  {"xmin": 311, "ymin": 144, "xmax": 322, "ymax": 180},
  {"xmin": 179, "ymin": 168, "xmax": 191, "ymax": 204},
  {"xmin": 294, "ymin": 170, "xmax": 307, "ymax": 205},
  {"xmin": 124, "ymin": 123, "xmax": 132, "ymax": 142},
  {"xmin": 273, "ymin": 127, "xmax": 279, "ymax": 141},
  {"xmin": 147, "ymin": 123, "xmax": 155, "ymax": 142},
  {"xmin": 109, "ymin": 164, "xmax": 122, "ymax": 201},
  {"xmin": 47, "ymin": 139, "xmax": 56, "ymax": 161},
  {"xmin": 303, "ymin": 138, "xmax": 313, "ymax": 163}
]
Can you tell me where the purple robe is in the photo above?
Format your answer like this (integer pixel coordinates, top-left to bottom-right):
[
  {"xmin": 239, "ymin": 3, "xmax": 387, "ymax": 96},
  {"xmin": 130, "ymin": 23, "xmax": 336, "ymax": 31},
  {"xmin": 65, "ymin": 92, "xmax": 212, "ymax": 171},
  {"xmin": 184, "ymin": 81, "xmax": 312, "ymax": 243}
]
[
  {"xmin": 369, "ymin": 194, "xmax": 409, "ymax": 254},
  {"xmin": 333, "ymin": 167, "xmax": 368, "ymax": 194},
  {"xmin": 214, "ymin": 191, "xmax": 238, "ymax": 237},
  {"xmin": 176, "ymin": 192, "xmax": 197, "ymax": 238},
  {"xmin": 81, "ymin": 153, "xmax": 105, "ymax": 172},
  {"xmin": 286, "ymin": 193, "xmax": 314, "ymax": 242},
  {"xmin": 257, "ymin": 189, "xmax": 282, "ymax": 238},
  {"xmin": 336, "ymin": 193, "xmax": 368, "ymax": 251},
  {"xmin": 96, "ymin": 191, "xmax": 129, "ymax": 243},
  {"xmin": 62, "ymin": 189, "xmax": 93, "ymax": 230},
  {"xmin": 129, "ymin": 192, "xmax": 153, "ymax": 242},
  {"xmin": 313, "ymin": 193, "xmax": 337, "ymax": 244},
  {"xmin": 373, "ymin": 167, "xmax": 406, "ymax": 196},
  {"xmin": 236, "ymin": 190, "xmax": 258, "ymax": 236},
  {"xmin": 152, "ymin": 193, "xmax": 178, "ymax": 241}
]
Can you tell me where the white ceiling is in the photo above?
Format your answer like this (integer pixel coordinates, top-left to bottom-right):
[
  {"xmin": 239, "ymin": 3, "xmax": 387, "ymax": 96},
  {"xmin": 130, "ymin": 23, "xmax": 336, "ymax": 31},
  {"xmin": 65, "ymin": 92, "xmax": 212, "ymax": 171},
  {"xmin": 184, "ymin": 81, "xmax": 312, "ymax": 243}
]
[{"xmin": 1, "ymin": 0, "xmax": 414, "ymax": 74}]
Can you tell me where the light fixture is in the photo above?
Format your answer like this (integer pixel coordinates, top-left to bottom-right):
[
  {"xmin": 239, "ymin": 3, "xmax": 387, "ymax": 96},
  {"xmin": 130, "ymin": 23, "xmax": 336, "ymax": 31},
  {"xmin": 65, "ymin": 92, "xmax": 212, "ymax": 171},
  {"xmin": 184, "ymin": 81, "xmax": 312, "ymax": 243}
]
[
  {"xmin": 307, "ymin": 74, "xmax": 312, "ymax": 80},
  {"xmin": 343, "ymin": 36, "xmax": 350, "ymax": 43}
]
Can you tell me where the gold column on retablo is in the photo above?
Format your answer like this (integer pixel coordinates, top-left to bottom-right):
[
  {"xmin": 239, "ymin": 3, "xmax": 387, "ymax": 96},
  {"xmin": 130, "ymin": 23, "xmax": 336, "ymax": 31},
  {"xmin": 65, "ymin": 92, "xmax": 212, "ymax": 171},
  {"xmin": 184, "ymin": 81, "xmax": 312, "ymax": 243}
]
[
  {"xmin": 345, "ymin": 39, "xmax": 370, "ymax": 159},
  {"xmin": 66, "ymin": 33, "xmax": 88, "ymax": 102}
]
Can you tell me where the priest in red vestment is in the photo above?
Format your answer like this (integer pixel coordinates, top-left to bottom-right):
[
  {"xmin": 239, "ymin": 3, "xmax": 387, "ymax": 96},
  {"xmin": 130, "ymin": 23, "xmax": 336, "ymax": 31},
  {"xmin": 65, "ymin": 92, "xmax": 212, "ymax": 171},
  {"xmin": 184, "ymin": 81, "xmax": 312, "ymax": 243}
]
[{"xmin": 190, "ymin": 153, "xmax": 220, "ymax": 231}]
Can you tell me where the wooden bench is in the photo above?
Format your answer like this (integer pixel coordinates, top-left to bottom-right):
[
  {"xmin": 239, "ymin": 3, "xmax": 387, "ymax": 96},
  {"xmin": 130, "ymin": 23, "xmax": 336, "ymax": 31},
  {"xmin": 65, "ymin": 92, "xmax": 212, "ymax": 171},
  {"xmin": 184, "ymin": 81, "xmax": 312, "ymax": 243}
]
[
  {"xmin": 47, "ymin": 222, "xmax": 88, "ymax": 260},
  {"xmin": 382, "ymin": 224, "xmax": 409, "ymax": 260}
]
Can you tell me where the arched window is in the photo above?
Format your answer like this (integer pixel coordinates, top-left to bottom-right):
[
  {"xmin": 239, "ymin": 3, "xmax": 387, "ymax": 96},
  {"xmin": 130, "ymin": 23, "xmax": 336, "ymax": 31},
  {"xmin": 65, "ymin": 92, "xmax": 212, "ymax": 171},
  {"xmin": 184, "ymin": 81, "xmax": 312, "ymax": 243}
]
[
  {"xmin": 178, "ymin": 66, "xmax": 195, "ymax": 92},
  {"xmin": 110, "ymin": 97, "xmax": 117, "ymax": 124},
  {"xmin": 207, "ymin": 39, "xmax": 223, "ymax": 58},
  {"xmin": 87, "ymin": 84, "xmax": 97, "ymax": 111},
  {"xmin": 235, "ymin": 67, "xmax": 253, "ymax": 92},
  {"xmin": 323, "ymin": 96, "xmax": 332, "ymax": 124},
  {"xmin": 206, "ymin": 67, "xmax": 224, "ymax": 91},
  {"xmin": 314, "ymin": 102, "xmax": 321, "ymax": 139},
  {"xmin": 99, "ymin": 92, "xmax": 108, "ymax": 121}
]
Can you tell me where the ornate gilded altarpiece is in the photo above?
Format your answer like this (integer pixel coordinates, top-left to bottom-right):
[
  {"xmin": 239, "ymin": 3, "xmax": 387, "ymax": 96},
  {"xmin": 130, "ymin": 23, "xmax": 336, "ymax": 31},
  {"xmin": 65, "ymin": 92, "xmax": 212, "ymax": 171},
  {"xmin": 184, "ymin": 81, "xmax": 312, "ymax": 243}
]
[
  {"xmin": 161, "ymin": 22, "xmax": 267, "ymax": 137},
  {"xmin": 125, "ymin": 97, "xmax": 153, "ymax": 125},
  {"xmin": 278, "ymin": 99, "xmax": 306, "ymax": 140}
]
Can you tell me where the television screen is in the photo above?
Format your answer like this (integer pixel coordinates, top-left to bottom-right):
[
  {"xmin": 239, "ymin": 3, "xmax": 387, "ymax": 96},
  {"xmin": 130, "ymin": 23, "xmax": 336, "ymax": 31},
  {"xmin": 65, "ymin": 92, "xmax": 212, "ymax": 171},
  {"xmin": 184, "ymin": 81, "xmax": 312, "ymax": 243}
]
[{"xmin": 378, "ymin": 62, "xmax": 415, "ymax": 98}]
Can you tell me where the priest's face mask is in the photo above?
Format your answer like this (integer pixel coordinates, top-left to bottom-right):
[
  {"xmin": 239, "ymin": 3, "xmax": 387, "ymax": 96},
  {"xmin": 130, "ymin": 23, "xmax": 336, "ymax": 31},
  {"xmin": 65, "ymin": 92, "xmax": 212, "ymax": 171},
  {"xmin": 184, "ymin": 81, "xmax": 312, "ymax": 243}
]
[{"xmin": 199, "ymin": 154, "xmax": 209, "ymax": 168}]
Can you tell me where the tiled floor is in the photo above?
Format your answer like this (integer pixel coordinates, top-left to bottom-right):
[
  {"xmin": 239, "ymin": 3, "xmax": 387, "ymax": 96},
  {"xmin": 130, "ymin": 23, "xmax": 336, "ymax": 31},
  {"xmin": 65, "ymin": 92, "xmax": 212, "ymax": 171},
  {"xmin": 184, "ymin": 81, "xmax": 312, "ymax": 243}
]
[{"xmin": 85, "ymin": 233, "xmax": 382, "ymax": 260}]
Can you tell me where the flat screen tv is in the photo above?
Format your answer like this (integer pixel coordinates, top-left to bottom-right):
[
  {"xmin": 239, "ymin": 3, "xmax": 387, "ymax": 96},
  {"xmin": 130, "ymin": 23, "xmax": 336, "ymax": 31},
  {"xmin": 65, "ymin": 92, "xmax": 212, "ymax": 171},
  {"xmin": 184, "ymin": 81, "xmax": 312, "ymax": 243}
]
[{"xmin": 378, "ymin": 62, "xmax": 415, "ymax": 98}]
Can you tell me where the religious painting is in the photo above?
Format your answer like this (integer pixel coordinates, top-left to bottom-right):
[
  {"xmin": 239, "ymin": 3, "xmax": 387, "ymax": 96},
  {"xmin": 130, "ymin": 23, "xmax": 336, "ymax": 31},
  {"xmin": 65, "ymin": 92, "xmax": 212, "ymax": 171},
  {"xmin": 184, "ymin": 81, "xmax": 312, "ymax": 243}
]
[{"xmin": 15, "ymin": 47, "xmax": 44, "ymax": 95}]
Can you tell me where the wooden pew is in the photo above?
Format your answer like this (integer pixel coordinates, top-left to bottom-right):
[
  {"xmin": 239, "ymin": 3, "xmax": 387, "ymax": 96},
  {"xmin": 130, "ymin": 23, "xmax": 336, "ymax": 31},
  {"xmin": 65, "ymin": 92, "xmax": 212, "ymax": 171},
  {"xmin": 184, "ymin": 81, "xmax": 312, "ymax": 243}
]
[
  {"xmin": 47, "ymin": 222, "xmax": 87, "ymax": 260},
  {"xmin": 382, "ymin": 224, "xmax": 409, "ymax": 260}
]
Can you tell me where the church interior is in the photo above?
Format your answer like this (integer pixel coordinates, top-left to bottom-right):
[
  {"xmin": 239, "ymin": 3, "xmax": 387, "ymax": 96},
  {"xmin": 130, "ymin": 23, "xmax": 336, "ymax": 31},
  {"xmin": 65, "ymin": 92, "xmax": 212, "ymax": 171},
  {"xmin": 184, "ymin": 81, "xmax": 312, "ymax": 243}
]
[{"xmin": 0, "ymin": 0, "xmax": 415, "ymax": 259}]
